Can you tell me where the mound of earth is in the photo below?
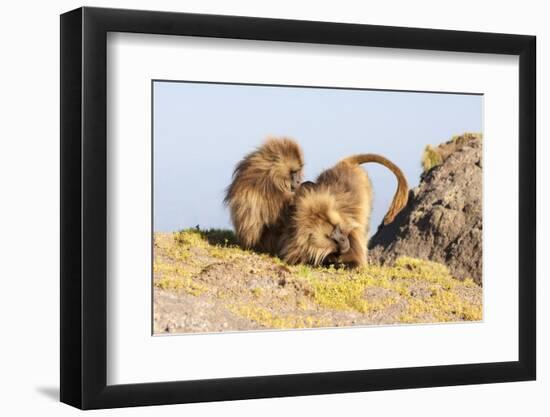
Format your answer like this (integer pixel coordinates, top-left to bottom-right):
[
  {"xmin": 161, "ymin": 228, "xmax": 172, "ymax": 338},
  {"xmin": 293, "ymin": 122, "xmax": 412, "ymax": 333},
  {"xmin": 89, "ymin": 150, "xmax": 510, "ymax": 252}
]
[
  {"xmin": 369, "ymin": 133, "xmax": 483, "ymax": 285},
  {"xmin": 153, "ymin": 229, "xmax": 481, "ymax": 334}
]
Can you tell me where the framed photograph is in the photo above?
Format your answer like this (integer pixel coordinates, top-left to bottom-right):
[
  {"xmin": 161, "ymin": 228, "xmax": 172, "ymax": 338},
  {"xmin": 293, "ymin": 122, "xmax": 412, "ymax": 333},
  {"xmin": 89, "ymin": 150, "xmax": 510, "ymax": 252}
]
[{"xmin": 60, "ymin": 6, "xmax": 536, "ymax": 409}]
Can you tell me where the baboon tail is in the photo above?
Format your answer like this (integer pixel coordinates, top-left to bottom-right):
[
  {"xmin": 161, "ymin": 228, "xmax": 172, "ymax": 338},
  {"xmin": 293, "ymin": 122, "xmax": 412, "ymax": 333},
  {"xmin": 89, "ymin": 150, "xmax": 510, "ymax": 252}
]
[{"xmin": 341, "ymin": 154, "xmax": 409, "ymax": 225}]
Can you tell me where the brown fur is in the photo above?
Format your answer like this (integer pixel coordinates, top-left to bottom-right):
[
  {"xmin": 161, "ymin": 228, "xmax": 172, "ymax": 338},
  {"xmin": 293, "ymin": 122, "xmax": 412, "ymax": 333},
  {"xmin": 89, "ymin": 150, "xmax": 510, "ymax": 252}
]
[
  {"xmin": 224, "ymin": 137, "xmax": 304, "ymax": 253},
  {"xmin": 279, "ymin": 154, "xmax": 408, "ymax": 267}
]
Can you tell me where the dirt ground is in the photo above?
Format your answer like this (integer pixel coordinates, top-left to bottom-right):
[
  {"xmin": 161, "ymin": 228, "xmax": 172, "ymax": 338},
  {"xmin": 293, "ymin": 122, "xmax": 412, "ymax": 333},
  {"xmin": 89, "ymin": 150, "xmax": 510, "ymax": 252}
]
[{"xmin": 153, "ymin": 230, "xmax": 482, "ymax": 335}]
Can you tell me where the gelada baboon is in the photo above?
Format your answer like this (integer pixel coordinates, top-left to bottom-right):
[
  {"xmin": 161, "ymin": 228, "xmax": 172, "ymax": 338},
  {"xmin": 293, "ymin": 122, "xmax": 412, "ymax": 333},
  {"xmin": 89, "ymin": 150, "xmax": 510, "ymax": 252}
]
[
  {"xmin": 224, "ymin": 137, "xmax": 304, "ymax": 253},
  {"xmin": 279, "ymin": 154, "xmax": 408, "ymax": 267}
]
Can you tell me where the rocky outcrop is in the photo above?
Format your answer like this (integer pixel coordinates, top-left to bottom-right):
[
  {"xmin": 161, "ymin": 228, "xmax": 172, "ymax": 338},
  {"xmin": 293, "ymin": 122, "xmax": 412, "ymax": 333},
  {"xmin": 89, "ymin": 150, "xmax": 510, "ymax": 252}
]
[{"xmin": 369, "ymin": 133, "xmax": 483, "ymax": 285}]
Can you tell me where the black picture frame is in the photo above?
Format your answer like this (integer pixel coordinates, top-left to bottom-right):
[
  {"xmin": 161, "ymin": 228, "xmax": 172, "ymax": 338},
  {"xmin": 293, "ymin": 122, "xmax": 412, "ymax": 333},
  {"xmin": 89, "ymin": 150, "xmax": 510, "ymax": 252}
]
[{"xmin": 60, "ymin": 6, "xmax": 536, "ymax": 410}]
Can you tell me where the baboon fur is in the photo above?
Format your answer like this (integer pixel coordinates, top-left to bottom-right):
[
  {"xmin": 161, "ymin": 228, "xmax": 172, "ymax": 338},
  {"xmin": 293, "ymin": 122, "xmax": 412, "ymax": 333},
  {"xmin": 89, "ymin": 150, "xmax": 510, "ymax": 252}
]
[
  {"xmin": 224, "ymin": 137, "xmax": 304, "ymax": 253},
  {"xmin": 279, "ymin": 154, "xmax": 408, "ymax": 267}
]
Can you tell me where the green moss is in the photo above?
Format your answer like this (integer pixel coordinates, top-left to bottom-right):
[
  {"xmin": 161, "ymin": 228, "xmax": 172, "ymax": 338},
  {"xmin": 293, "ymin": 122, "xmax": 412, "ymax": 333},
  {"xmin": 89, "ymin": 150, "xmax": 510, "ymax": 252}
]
[
  {"xmin": 394, "ymin": 257, "xmax": 453, "ymax": 285},
  {"xmin": 199, "ymin": 228, "xmax": 239, "ymax": 246},
  {"xmin": 153, "ymin": 258, "xmax": 201, "ymax": 281},
  {"xmin": 303, "ymin": 268, "xmax": 394, "ymax": 313},
  {"xmin": 229, "ymin": 304, "xmax": 329, "ymax": 329},
  {"xmin": 451, "ymin": 132, "xmax": 482, "ymax": 144},
  {"xmin": 400, "ymin": 287, "xmax": 482, "ymax": 322},
  {"xmin": 207, "ymin": 244, "xmax": 251, "ymax": 260},
  {"xmin": 421, "ymin": 132, "xmax": 483, "ymax": 173},
  {"xmin": 176, "ymin": 227, "xmax": 238, "ymax": 247},
  {"xmin": 421, "ymin": 145, "xmax": 443, "ymax": 172},
  {"xmin": 294, "ymin": 264, "xmax": 314, "ymax": 279},
  {"xmin": 310, "ymin": 277, "xmax": 397, "ymax": 313},
  {"xmin": 174, "ymin": 229, "xmax": 207, "ymax": 248},
  {"xmin": 153, "ymin": 262, "xmax": 179, "ymax": 274},
  {"xmin": 251, "ymin": 287, "xmax": 264, "ymax": 298},
  {"xmin": 155, "ymin": 276, "xmax": 207, "ymax": 296},
  {"xmin": 171, "ymin": 228, "xmax": 249, "ymax": 261},
  {"xmin": 294, "ymin": 257, "xmax": 481, "ymax": 321}
]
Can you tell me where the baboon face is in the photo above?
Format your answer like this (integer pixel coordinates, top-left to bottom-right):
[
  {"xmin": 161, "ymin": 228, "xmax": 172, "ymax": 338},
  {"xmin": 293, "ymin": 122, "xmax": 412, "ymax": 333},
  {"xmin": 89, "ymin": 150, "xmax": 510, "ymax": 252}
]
[
  {"xmin": 270, "ymin": 159, "xmax": 302, "ymax": 193},
  {"xmin": 328, "ymin": 224, "xmax": 351, "ymax": 254},
  {"xmin": 267, "ymin": 143, "xmax": 303, "ymax": 193},
  {"xmin": 307, "ymin": 214, "xmax": 351, "ymax": 262},
  {"xmin": 290, "ymin": 190, "xmax": 353, "ymax": 265},
  {"xmin": 309, "ymin": 222, "xmax": 350, "ymax": 260}
]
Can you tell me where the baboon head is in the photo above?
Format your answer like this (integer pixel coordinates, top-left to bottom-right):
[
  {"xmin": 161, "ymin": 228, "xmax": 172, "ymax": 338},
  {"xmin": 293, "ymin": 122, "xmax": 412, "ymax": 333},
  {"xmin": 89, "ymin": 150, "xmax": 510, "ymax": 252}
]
[
  {"xmin": 260, "ymin": 138, "xmax": 304, "ymax": 194},
  {"xmin": 282, "ymin": 186, "xmax": 353, "ymax": 266},
  {"xmin": 229, "ymin": 137, "xmax": 304, "ymax": 200}
]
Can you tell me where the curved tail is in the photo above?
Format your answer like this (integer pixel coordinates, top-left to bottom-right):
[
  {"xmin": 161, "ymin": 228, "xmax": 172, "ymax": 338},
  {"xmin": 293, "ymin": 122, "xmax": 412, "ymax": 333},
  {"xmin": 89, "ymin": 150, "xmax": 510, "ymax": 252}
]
[{"xmin": 341, "ymin": 154, "xmax": 409, "ymax": 225}]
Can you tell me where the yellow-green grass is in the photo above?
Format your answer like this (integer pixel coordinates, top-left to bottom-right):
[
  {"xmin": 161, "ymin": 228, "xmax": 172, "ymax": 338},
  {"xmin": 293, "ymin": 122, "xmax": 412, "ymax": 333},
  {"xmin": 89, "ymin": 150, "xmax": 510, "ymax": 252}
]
[
  {"xmin": 421, "ymin": 132, "xmax": 483, "ymax": 173},
  {"xmin": 421, "ymin": 145, "xmax": 443, "ymax": 172},
  {"xmin": 154, "ymin": 229, "xmax": 482, "ymax": 329}
]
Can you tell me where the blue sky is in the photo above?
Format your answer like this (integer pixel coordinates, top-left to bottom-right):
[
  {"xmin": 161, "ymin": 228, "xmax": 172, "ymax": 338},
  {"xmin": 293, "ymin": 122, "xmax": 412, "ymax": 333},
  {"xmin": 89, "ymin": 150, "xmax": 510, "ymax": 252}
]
[{"xmin": 153, "ymin": 81, "xmax": 482, "ymax": 234}]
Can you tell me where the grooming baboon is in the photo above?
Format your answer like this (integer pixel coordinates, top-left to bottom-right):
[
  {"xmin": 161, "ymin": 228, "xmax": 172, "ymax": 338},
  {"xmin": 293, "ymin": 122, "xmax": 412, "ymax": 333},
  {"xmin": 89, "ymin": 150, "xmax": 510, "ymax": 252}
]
[
  {"xmin": 224, "ymin": 137, "xmax": 304, "ymax": 253},
  {"xmin": 279, "ymin": 154, "xmax": 408, "ymax": 267}
]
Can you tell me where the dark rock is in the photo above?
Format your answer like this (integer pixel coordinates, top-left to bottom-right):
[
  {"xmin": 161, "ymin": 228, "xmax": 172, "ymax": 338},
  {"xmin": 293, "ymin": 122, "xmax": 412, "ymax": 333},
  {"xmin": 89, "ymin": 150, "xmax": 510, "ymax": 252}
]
[{"xmin": 369, "ymin": 133, "xmax": 483, "ymax": 285}]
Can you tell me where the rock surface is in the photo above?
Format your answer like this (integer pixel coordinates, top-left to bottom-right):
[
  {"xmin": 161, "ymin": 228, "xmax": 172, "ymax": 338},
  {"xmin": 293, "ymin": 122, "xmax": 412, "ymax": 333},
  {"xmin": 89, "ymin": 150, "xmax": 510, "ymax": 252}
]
[
  {"xmin": 369, "ymin": 133, "xmax": 483, "ymax": 285},
  {"xmin": 153, "ymin": 229, "xmax": 482, "ymax": 335}
]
